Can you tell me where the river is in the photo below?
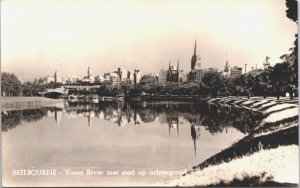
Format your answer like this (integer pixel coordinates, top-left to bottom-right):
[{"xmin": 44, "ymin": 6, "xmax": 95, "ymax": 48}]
[{"xmin": 2, "ymin": 100, "xmax": 262, "ymax": 186}]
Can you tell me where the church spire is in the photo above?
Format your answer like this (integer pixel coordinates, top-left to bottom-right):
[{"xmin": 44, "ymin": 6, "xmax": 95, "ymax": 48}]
[
  {"xmin": 194, "ymin": 40, "xmax": 197, "ymax": 55},
  {"xmin": 191, "ymin": 40, "xmax": 197, "ymax": 70}
]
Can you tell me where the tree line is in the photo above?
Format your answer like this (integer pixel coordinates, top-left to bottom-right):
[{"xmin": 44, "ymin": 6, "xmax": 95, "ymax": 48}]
[
  {"xmin": 1, "ymin": 55, "xmax": 297, "ymax": 100},
  {"xmin": 1, "ymin": 74, "xmax": 61, "ymax": 97},
  {"xmin": 127, "ymin": 56, "xmax": 297, "ymax": 100}
]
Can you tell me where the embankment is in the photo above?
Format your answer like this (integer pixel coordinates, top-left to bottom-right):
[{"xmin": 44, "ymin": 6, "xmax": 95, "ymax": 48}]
[
  {"xmin": 1, "ymin": 97, "xmax": 64, "ymax": 111},
  {"xmin": 167, "ymin": 97, "xmax": 299, "ymax": 186}
]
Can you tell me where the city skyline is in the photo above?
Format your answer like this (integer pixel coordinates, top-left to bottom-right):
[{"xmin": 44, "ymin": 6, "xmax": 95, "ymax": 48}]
[{"xmin": 1, "ymin": 0, "xmax": 297, "ymax": 81}]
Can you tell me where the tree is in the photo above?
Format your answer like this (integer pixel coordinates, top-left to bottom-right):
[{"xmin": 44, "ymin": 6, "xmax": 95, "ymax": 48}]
[
  {"xmin": 202, "ymin": 72, "xmax": 224, "ymax": 98},
  {"xmin": 135, "ymin": 74, "xmax": 158, "ymax": 94},
  {"xmin": 285, "ymin": 0, "xmax": 298, "ymax": 97},
  {"xmin": 286, "ymin": 0, "xmax": 298, "ymax": 22},
  {"xmin": 240, "ymin": 74, "xmax": 256, "ymax": 99},
  {"xmin": 254, "ymin": 69, "xmax": 272, "ymax": 99},
  {"xmin": 231, "ymin": 76, "xmax": 244, "ymax": 98},
  {"xmin": 1, "ymin": 72, "xmax": 22, "ymax": 97},
  {"xmin": 120, "ymin": 80, "xmax": 134, "ymax": 95},
  {"xmin": 269, "ymin": 62, "xmax": 292, "ymax": 100}
]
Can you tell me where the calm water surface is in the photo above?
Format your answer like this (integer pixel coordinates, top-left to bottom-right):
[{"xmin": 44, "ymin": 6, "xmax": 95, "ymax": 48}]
[{"xmin": 2, "ymin": 100, "xmax": 261, "ymax": 186}]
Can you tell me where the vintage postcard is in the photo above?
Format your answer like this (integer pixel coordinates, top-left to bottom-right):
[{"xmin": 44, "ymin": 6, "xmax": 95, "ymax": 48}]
[{"xmin": 1, "ymin": 0, "xmax": 299, "ymax": 187}]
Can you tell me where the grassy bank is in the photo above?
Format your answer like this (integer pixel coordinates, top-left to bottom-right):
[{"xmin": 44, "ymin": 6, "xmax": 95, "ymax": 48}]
[
  {"xmin": 167, "ymin": 97, "xmax": 299, "ymax": 186},
  {"xmin": 1, "ymin": 97, "xmax": 64, "ymax": 111}
]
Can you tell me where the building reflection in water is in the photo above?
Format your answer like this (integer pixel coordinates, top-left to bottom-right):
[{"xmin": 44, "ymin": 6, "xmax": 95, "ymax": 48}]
[
  {"xmin": 191, "ymin": 124, "xmax": 201, "ymax": 156},
  {"xmin": 3, "ymin": 100, "xmax": 263, "ymax": 156},
  {"xmin": 159, "ymin": 113, "xmax": 183, "ymax": 137},
  {"xmin": 54, "ymin": 100, "xmax": 144, "ymax": 128}
]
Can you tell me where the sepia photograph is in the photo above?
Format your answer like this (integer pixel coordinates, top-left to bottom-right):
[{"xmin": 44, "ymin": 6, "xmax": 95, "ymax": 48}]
[{"xmin": 1, "ymin": 0, "xmax": 299, "ymax": 187}]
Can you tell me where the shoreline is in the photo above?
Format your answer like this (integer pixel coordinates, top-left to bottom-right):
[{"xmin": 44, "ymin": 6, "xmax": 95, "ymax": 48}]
[
  {"xmin": 1, "ymin": 97, "xmax": 64, "ymax": 111},
  {"xmin": 167, "ymin": 97, "xmax": 299, "ymax": 186}
]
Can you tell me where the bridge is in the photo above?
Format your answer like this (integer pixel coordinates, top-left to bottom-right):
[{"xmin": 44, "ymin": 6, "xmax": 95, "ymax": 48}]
[
  {"xmin": 41, "ymin": 87, "xmax": 69, "ymax": 99},
  {"xmin": 63, "ymin": 85, "xmax": 101, "ymax": 91},
  {"xmin": 41, "ymin": 85, "xmax": 101, "ymax": 98}
]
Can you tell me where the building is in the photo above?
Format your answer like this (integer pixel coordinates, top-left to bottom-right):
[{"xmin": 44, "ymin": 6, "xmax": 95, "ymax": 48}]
[
  {"xmin": 103, "ymin": 73, "xmax": 112, "ymax": 82},
  {"xmin": 94, "ymin": 75, "xmax": 104, "ymax": 83},
  {"xmin": 189, "ymin": 67, "xmax": 218, "ymax": 82},
  {"xmin": 166, "ymin": 60, "xmax": 180, "ymax": 82},
  {"xmin": 83, "ymin": 67, "xmax": 94, "ymax": 83},
  {"xmin": 41, "ymin": 76, "xmax": 54, "ymax": 84},
  {"xmin": 202, "ymin": 67, "xmax": 218, "ymax": 76},
  {"xmin": 179, "ymin": 70, "xmax": 187, "ymax": 82},
  {"xmin": 224, "ymin": 60, "xmax": 230, "ymax": 72},
  {"xmin": 230, "ymin": 66, "xmax": 243, "ymax": 77},
  {"xmin": 66, "ymin": 75, "xmax": 81, "ymax": 84},
  {"xmin": 187, "ymin": 69, "xmax": 203, "ymax": 82},
  {"xmin": 159, "ymin": 69, "xmax": 168, "ymax": 84},
  {"xmin": 188, "ymin": 40, "xmax": 206, "ymax": 82},
  {"xmin": 191, "ymin": 40, "xmax": 200, "ymax": 70},
  {"xmin": 248, "ymin": 65, "xmax": 264, "ymax": 77},
  {"xmin": 263, "ymin": 56, "xmax": 271, "ymax": 70},
  {"xmin": 102, "ymin": 72, "xmax": 120, "ymax": 85},
  {"xmin": 54, "ymin": 71, "xmax": 65, "ymax": 84},
  {"xmin": 127, "ymin": 71, "xmax": 134, "ymax": 83},
  {"xmin": 113, "ymin": 68, "xmax": 141, "ymax": 85},
  {"xmin": 221, "ymin": 60, "xmax": 231, "ymax": 77},
  {"xmin": 115, "ymin": 68, "xmax": 128, "ymax": 81},
  {"xmin": 133, "ymin": 69, "xmax": 141, "ymax": 85}
]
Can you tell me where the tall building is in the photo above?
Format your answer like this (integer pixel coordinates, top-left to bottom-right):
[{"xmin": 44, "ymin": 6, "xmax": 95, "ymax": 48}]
[
  {"xmin": 159, "ymin": 69, "xmax": 168, "ymax": 84},
  {"xmin": 194, "ymin": 69, "xmax": 203, "ymax": 81},
  {"xmin": 54, "ymin": 70, "xmax": 64, "ymax": 83},
  {"xmin": 115, "ymin": 68, "xmax": 128, "ymax": 81},
  {"xmin": 263, "ymin": 56, "xmax": 271, "ymax": 70},
  {"xmin": 87, "ymin": 66, "xmax": 92, "ymax": 78},
  {"xmin": 133, "ymin": 69, "xmax": 141, "ymax": 85},
  {"xmin": 224, "ymin": 60, "xmax": 230, "ymax": 72}
]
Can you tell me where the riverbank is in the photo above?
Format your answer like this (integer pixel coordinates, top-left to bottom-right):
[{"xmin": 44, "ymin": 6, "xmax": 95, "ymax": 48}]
[
  {"xmin": 167, "ymin": 96, "xmax": 299, "ymax": 186},
  {"xmin": 1, "ymin": 97, "xmax": 64, "ymax": 111}
]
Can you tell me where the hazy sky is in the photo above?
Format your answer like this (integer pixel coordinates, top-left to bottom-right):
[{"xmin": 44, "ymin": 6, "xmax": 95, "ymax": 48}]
[{"xmin": 1, "ymin": 0, "xmax": 298, "ymax": 81}]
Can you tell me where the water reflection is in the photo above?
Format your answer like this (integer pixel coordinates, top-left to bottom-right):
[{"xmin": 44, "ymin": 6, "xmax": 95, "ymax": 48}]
[
  {"xmin": 2, "ymin": 100, "xmax": 264, "ymax": 158},
  {"xmin": 191, "ymin": 125, "xmax": 201, "ymax": 156},
  {"xmin": 2, "ymin": 100, "xmax": 263, "ymax": 134}
]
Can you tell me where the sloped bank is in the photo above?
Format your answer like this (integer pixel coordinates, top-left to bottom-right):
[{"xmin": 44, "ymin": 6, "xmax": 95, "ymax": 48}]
[{"xmin": 167, "ymin": 97, "xmax": 299, "ymax": 186}]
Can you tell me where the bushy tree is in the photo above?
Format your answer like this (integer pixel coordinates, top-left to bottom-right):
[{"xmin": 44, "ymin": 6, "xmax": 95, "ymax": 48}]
[
  {"xmin": 269, "ymin": 62, "xmax": 292, "ymax": 100},
  {"xmin": 202, "ymin": 72, "xmax": 225, "ymax": 98},
  {"xmin": 1, "ymin": 72, "xmax": 22, "ymax": 97}
]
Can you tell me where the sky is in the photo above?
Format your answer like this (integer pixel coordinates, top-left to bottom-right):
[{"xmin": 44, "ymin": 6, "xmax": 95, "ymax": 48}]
[{"xmin": 1, "ymin": 0, "xmax": 298, "ymax": 81}]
